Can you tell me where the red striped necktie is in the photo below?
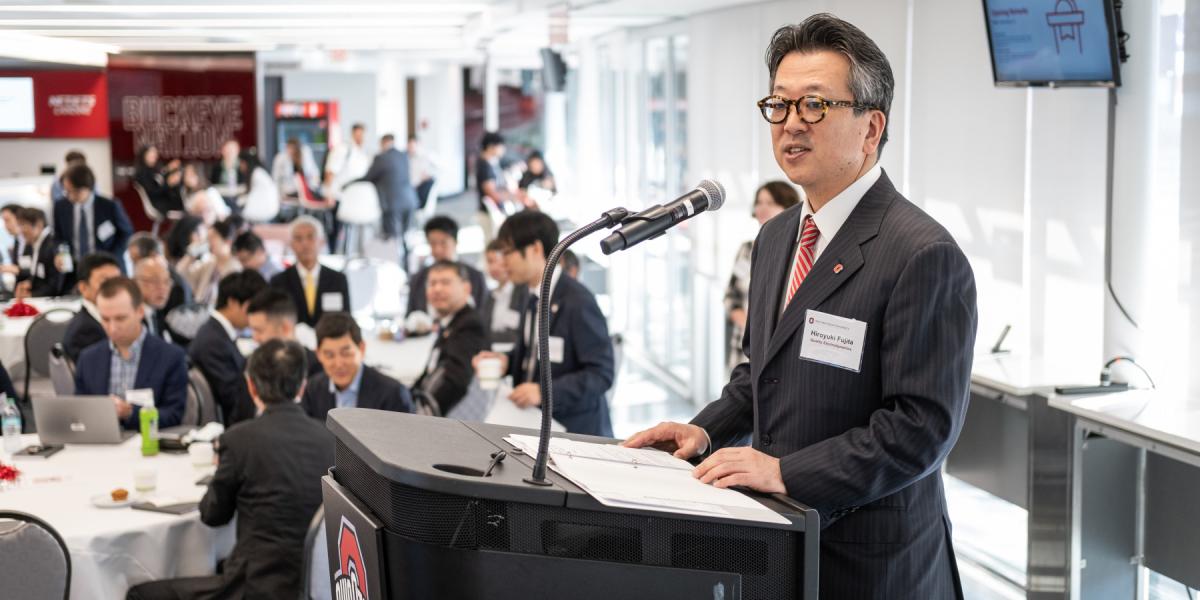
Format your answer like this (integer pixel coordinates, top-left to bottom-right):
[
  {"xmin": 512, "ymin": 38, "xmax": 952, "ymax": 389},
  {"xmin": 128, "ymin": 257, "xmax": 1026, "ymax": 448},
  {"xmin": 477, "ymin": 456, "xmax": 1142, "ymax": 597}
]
[{"xmin": 785, "ymin": 215, "xmax": 820, "ymax": 308}]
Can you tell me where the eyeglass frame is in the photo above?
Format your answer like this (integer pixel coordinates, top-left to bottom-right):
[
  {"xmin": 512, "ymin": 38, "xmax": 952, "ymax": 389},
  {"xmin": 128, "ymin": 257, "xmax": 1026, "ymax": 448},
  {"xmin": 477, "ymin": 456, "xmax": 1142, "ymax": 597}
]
[{"xmin": 756, "ymin": 94, "xmax": 877, "ymax": 125}]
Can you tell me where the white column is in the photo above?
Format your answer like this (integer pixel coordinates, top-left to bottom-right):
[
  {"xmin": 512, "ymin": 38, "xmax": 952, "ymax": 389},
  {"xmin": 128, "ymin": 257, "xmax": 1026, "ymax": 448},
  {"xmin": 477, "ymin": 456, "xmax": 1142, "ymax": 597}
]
[{"xmin": 484, "ymin": 58, "xmax": 499, "ymax": 132}]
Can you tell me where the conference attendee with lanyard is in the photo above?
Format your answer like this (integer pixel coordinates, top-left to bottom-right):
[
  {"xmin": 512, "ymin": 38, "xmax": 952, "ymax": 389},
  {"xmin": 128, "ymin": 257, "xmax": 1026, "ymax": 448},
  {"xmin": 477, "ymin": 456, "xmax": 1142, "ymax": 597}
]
[
  {"xmin": 53, "ymin": 164, "xmax": 134, "ymax": 277},
  {"xmin": 3, "ymin": 207, "xmax": 63, "ymax": 297},
  {"xmin": 268, "ymin": 216, "xmax": 350, "ymax": 328},
  {"xmin": 472, "ymin": 210, "xmax": 615, "ymax": 437},
  {"xmin": 623, "ymin": 15, "xmax": 977, "ymax": 599},
  {"xmin": 413, "ymin": 260, "xmax": 488, "ymax": 416}
]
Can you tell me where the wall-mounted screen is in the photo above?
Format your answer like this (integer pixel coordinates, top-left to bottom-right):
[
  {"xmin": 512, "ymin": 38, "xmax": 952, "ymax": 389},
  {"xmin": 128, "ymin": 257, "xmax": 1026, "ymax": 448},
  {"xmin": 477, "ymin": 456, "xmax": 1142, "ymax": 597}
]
[{"xmin": 983, "ymin": 0, "xmax": 1122, "ymax": 87}]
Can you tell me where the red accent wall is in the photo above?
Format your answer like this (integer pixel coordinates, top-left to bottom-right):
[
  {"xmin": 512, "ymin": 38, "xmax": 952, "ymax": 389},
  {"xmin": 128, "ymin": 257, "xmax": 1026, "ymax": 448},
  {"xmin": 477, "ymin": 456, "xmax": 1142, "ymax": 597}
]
[
  {"xmin": 0, "ymin": 70, "xmax": 109, "ymax": 139},
  {"xmin": 106, "ymin": 54, "xmax": 258, "ymax": 230}
]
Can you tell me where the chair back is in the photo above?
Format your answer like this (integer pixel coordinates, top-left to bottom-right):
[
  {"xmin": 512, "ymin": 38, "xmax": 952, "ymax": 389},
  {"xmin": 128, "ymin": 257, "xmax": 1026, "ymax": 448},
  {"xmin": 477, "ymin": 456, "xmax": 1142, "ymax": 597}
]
[
  {"xmin": 47, "ymin": 344, "xmax": 74, "ymax": 396},
  {"xmin": 0, "ymin": 511, "xmax": 71, "ymax": 600},
  {"xmin": 164, "ymin": 303, "xmax": 210, "ymax": 343},
  {"xmin": 239, "ymin": 169, "xmax": 281, "ymax": 223},
  {"xmin": 184, "ymin": 366, "xmax": 218, "ymax": 427},
  {"xmin": 337, "ymin": 182, "xmax": 382, "ymax": 225},
  {"xmin": 23, "ymin": 308, "xmax": 76, "ymax": 403},
  {"xmin": 343, "ymin": 258, "xmax": 379, "ymax": 316},
  {"xmin": 302, "ymin": 506, "xmax": 330, "ymax": 600},
  {"xmin": 132, "ymin": 182, "xmax": 164, "ymax": 223}
]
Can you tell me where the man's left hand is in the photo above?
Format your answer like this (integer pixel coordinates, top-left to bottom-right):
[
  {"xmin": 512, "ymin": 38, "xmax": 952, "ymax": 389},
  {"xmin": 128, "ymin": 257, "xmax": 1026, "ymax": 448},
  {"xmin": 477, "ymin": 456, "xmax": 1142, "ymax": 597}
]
[
  {"xmin": 111, "ymin": 396, "xmax": 133, "ymax": 420},
  {"xmin": 694, "ymin": 447, "xmax": 786, "ymax": 495},
  {"xmin": 508, "ymin": 383, "xmax": 542, "ymax": 408}
]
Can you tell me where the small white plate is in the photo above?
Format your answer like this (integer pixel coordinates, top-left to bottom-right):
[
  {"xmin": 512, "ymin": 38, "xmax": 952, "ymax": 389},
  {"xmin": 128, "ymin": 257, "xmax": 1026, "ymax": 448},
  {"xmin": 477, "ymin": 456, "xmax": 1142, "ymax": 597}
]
[{"xmin": 91, "ymin": 493, "xmax": 135, "ymax": 508}]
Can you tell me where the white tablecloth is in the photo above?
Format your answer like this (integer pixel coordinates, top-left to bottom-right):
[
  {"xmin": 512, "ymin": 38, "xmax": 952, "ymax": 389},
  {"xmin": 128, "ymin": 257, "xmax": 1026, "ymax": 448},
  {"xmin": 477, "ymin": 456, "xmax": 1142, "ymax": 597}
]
[
  {"xmin": 0, "ymin": 298, "xmax": 81, "ymax": 370},
  {"xmin": 2, "ymin": 435, "xmax": 234, "ymax": 600},
  {"xmin": 363, "ymin": 334, "xmax": 436, "ymax": 386}
]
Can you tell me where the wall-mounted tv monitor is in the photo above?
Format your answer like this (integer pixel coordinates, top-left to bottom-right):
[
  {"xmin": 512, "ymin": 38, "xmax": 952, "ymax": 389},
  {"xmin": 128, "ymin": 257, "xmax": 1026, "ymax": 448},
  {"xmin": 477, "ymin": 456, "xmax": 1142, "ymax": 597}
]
[
  {"xmin": 982, "ymin": 0, "xmax": 1122, "ymax": 87},
  {"xmin": 0, "ymin": 77, "xmax": 35, "ymax": 133}
]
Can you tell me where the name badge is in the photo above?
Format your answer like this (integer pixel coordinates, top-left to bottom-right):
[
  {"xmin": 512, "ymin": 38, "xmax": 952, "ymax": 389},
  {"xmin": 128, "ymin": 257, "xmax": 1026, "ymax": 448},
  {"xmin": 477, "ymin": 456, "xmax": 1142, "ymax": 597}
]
[
  {"xmin": 799, "ymin": 309, "xmax": 867, "ymax": 372},
  {"xmin": 97, "ymin": 220, "xmax": 116, "ymax": 242},
  {"xmin": 126, "ymin": 388, "xmax": 155, "ymax": 408},
  {"xmin": 321, "ymin": 292, "xmax": 344, "ymax": 312},
  {"xmin": 35, "ymin": 264, "xmax": 45, "ymax": 279},
  {"xmin": 498, "ymin": 308, "xmax": 521, "ymax": 330},
  {"xmin": 548, "ymin": 336, "xmax": 565, "ymax": 364},
  {"xmin": 17, "ymin": 256, "xmax": 31, "ymax": 270}
]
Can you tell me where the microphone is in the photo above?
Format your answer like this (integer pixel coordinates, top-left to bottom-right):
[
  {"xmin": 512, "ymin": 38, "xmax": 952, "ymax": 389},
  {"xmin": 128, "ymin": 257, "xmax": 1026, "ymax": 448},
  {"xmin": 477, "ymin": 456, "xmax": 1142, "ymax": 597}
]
[{"xmin": 599, "ymin": 179, "xmax": 725, "ymax": 254}]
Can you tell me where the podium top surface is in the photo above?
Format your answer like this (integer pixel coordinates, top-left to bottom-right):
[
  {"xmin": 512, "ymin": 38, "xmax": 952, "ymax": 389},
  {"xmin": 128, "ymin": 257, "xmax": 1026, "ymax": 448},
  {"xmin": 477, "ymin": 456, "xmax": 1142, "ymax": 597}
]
[{"xmin": 326, "ymin": 409, "xmax": 813, "ymax": 531}]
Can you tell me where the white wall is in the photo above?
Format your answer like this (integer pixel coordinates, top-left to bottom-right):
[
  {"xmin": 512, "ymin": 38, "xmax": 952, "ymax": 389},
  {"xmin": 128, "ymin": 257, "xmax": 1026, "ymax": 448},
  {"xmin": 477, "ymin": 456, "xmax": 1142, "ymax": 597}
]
[
  {"xmin": 0, "ymin": 138, "xmax": 112, "ymax": 193},
  {"xmin": 282, "ymin": 71, "xmax": 378, "ymax": 149},
  {"xmin": 413, "ymin": 64, "xmax": 466, "ymax": 196}
]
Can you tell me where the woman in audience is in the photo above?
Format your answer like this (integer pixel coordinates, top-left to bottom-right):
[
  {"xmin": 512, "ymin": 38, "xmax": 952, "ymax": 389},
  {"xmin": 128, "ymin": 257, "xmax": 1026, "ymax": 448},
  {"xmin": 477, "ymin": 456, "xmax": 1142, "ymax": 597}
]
[
  {"xmin": 517, "ymin": 150, "xmax": 556, "ymax": 196},
  {"xmin": 180, "ymin": 161, "xmax": 231, "ymax": 224},
  {"xmin": 724, "ymin": 180, "xmax": 800, "ymax": 372},
  {"xmin": 237, "ymin": 150, "xmax": 281, "ymax": 222},
  {"xmin": 176, "ymin": 217, "xmax": 242, "ymax": 306},
  {"xmin": 272, "ymin": 138, "xmax": 320, "ymax": 201},
  {"xmin": 134, "ymin": 144, "xmax": 184, "ymax": 215}
]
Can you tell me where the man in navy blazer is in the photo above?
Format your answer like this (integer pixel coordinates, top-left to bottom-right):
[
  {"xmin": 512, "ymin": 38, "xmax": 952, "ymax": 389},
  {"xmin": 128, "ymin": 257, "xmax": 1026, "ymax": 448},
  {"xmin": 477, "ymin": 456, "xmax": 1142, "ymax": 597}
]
[
  {"xmin": 53, "ymin": 164, "xmax": 133, "ymax": 272},
  {"xmin": 302, "ymin": 312, "xmax": 412, "ymax": 421},
  {"xmin": 74, "ymin": 277, "xmax": 189, "ymax": 430},
  {"xmin": 268, "ymin": 216, "xmax": 350, "ymax": 328},
  {"xmin": 473, "ymin": 211, "xmax": 614, "ymax": 437},
  {"xmin": 625, "ymin": 16, "xmax": 977, "ymax": 599},
  {"xmin": 188, "ymin": 270, "xmax": 266, "ymax": 426}
]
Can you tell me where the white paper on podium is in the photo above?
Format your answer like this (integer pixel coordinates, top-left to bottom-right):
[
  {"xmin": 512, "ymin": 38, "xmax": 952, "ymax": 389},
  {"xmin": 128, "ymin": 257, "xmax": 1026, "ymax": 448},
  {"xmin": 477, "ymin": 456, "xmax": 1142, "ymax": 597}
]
[{"xmin": 504, "ymin": 435, "xmax": 789, "ymax": 525}]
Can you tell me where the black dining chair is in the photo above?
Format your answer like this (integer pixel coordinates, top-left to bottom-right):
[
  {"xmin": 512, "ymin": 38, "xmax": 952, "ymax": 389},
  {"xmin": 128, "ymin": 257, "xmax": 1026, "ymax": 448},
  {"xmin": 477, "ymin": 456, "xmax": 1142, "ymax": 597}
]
[{"xmin": 0, "ymin": 510, "xmax": 71, "ymax": 600}]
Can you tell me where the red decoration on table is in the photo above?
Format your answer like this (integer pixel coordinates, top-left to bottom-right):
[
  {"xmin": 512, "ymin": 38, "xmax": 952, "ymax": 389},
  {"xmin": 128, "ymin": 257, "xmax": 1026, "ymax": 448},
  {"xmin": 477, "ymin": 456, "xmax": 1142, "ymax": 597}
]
[
  {"xmin": 3, "ymin": 301, "xmax": 39, "ymax": 317},
  {"xmin": 0, "ymin": 462, "xmax": 20, "ymax": 482}
]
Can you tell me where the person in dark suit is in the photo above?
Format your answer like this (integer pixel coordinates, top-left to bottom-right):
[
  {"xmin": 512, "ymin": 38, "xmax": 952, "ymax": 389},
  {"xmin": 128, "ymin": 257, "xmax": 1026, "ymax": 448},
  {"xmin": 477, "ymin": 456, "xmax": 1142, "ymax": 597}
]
[
  {"xmin": 133, "ymin": 144, "xmax": 184, "ymax": 215},
  {"xmin": 413, "ymin": 261, "xmax": 489, "ymax": 415},
  {"xmin": 479, "ymin": 239, "xmax": 528, "ymax": 349},
  {"xmin": 128, "ymin": 233, "xmax": 193, "ymax": 347},
  {"xmin": 74, "ymin": 277, "xmax": 190, "ymax": 430},
  {"xmin": 472, "ymin": 211, "xmax": 614, "ymax": 437},
  {"xmin": 61, "ymin": 253, "xmax": 124, "ymax": 363},
  {"xmin": 352, "ymin": 133, "xmax": 419, "ymax": 263},
  {"xmin": 246, "ymin": 288, "xmax": 324, "ymax": 380},
  {"xmin": 268, "ymin": 216, "xmax": 349, "ymax": 328},
  {"xmin": 53, "ymin": 164, "xmax": 134, "ymax": 275},
  {"xmin": 126, "ymin": 339, "xmax": 334, "ymax": 600},
  {"xmin": 1, "ymin": 204, "xmax": 24, "ymax": 266},
  {"xmin": 189, "ymin": 270, "xmax": 267, "ymax": 427},
  {"xmin": 406, "ymin": 216, "xmax": 487, "ymax": 316},
  {"xmin": 624, "ymin": 16, "xmax": 977, "ymax": 599},
  {"xmin": 8, "ymin": 208, "xmax": 63, "ymax": 297},
  {"xmin": 302, "ymin": 312, "xmax": 412, "ymax": 422}
]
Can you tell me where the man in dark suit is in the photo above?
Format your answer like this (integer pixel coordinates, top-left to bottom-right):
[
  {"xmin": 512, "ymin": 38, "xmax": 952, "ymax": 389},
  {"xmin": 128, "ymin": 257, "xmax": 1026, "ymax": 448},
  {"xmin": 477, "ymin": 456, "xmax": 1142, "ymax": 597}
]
[
  {"xmin": 352, "ymin": 133, "xmax": 419, "ymax": 263},
  {"xmin": 413, "ymin": 261, "xmax": 489, "ymax": 415},
  {"xmin": 61, "ymin": 253, "xmax": 123, "ymax": 363},
  {"xmin": 246, "ymin": 288, "xmax": 324, "ymax": 380},
  {"xmin": 9, "ymin": 207, "xmax": 63, "ymax": 297},
  {"xmin": 480, "ymin": 239, "xmax": 528, "ymax": 349},
  {"xmin": 53, "ymin": 164, "xmax": 133, "ymax": 277},
  {"xmin": 624, "ymin": 15, "xmax": 977, "ymax": 599},
  {"xmin": 268, "ymin": 216, "xmax": 349, "ymax": 328},
  {"xmin": 302, "ymin": 312, "xmax": 412, "ymax": 421},
  {"xmin": 472, "ymin": 211, "xmax": 614, "ymax": 437},
  {"xmin": 127, "ymin": 339, "xmax": 334, "ymax": 600},
  {"xmin": 74, "ymin": 277, "xmax": 190, "ymax": 430},
  {"xmin": 189, "ymin": 270, "xmax": 266, "ymax": 426},
  {"xmin": 405, "ymin": 216, "xmax": 488, "ymax": 316}
]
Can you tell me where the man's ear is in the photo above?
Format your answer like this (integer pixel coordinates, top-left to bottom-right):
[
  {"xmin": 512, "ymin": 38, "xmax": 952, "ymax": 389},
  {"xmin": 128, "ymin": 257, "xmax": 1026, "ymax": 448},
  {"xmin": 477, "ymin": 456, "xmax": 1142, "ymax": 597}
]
[{"xmin": 245, "ymin": 374, "xmax": 258, "ymax": 399}]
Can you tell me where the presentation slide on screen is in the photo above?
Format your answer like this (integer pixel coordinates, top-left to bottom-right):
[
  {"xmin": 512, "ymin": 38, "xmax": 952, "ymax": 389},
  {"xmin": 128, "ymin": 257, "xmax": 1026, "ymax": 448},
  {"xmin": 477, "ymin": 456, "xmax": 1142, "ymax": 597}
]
[
  {"xmin": 985, "ymin": 0, "xmax": 1115, "ymax": 83},
  {"xmin": 0, "ymin": 77, "xmax": 35, "ymax": 133}
]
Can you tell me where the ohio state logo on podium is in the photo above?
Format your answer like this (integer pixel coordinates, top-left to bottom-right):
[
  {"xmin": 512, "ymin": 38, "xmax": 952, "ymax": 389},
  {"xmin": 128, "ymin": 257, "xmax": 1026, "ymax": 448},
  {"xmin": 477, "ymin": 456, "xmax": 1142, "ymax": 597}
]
[{"xmin": 333, "ymin": 517, "xmax": 369, "ymax": 600}]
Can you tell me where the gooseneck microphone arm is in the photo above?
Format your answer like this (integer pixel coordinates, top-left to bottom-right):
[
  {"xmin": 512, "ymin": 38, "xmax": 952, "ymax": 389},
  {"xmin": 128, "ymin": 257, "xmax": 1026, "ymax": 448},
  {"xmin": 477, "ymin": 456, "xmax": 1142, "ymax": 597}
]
[{"xmin": 525, "ymin": 207, "xmax": 631, "ymax": 486}]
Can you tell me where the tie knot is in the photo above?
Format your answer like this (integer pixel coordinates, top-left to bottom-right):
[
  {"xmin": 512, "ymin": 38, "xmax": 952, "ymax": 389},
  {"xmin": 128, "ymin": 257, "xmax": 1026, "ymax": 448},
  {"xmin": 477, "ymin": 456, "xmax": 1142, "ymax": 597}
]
[{"xmin": 800, "ymin": 215, "xmax": 819, "ymax": 248}]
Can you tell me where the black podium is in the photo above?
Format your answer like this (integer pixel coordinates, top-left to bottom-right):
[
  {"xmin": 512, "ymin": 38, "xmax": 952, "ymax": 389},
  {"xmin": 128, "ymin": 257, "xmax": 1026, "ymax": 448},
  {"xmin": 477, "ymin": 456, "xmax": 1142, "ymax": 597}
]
[{"xmin": 322, "ymin": 409, "xmax": 820, "ymax": 600}]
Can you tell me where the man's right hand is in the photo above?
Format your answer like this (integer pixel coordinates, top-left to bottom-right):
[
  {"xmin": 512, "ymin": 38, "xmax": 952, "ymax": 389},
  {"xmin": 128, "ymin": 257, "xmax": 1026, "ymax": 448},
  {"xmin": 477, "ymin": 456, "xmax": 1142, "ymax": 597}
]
[{"xmin": 622, "ymin": 422, "xmax": 708, "ymax": 459}]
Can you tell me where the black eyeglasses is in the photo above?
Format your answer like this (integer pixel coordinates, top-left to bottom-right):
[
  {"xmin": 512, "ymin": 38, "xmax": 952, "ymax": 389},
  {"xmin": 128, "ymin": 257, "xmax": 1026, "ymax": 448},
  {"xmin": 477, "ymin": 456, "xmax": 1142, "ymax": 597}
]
[{"xmin": 756, "ymin": 94, "xmax": 875, "ymax": 125}]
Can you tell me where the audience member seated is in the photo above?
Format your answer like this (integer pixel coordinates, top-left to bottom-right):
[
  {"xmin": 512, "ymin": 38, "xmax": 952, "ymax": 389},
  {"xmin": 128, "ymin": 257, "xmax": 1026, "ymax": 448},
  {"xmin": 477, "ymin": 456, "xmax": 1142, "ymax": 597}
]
[
  {"xmin": 50, "ymin": 149, "xmax": 87, "ymax": 202},
  {"xmin": 174, "ymin": 217, "xmax": 242, "ymax": 306},
  {"xmin": 209, "ymin": 138, "xmax": 246, "ymax": 199},
  {"xmin": 269, "ymin": 216, "xmax": 349, "ymax": 327},
  {"xmin": 189, "ymin": 270, "xmax": 267, "ymax": 426},
  {"xmin": 406, "ymin": 215, "xmax": 486, "ymax": 317},
  {"xmin": 236, "ymin": 150, "xmax": 280, "ymax": 222},
  {"xmin": 413, "ymin": 261, "xmax": 488, "ymax": 415},
  {"xmin": 61, "ymin": 253, "xmax": 123, "ymax": 362},
  {"xmin": 246, "ymin": 288, "xmax": 324, "ymax": 379},
  {"xmin": 54, "ymin": 164, "xmax": 134, "ymax": 279},
  {"xmin": 74, "ymin": 277, "xmax": 189, "ymax": 430},
  {"xmin": 133, "ymin": 255, "xmax": 177, "ymax": 343},
  {"xmin": 126, "ymin": 339, "xmax": 334, "ymax": 600},
  {"xmin": 128, "ymin": 232, "xmax": 193, "ymax": 314},
  {"xmin": 1, "ymin": 204, "xmax": 24, "ymax": 265},
  {"xmin": 0, "ymin": 207, "xmax": 63, "ymax": 297},
  {"xmin": 134, "ymin": 144, "xmax": 184, "ymax": 215},
  {"xmin": 516, "ymin": 149, "xmax": 556, "ymax": 207},
  {"xmin": 480, "ymin": 238, "xmax": 527, "ymax": 347},
  {"xmin": 180, "ymin": 161, "xmax": 230, "ymax": 225},
  {"xmin": 302, "ymin": 313, "xmax": 412, "ymax": 422},
  {"xmin": 232, "ymin": 230, "xmax": 283, "ymax": 281},
  {"xmin": 272, "ymin": 137, "xmax": 321, "ymax": 201}
]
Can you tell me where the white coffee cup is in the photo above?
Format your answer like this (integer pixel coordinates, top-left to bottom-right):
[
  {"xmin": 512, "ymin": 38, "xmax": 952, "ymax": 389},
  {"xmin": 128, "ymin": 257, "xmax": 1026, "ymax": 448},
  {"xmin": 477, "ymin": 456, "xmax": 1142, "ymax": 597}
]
[
  {"xmin": 188, "ymin": 442, "xmax": 214, "ymax": 468},
  {"xmin": 477, "ymin": 357, "xmax": 503, "ymax": 390},
  {"xmin": 133, "ymin": 466, "xmax": 157, "ymax": 493}
]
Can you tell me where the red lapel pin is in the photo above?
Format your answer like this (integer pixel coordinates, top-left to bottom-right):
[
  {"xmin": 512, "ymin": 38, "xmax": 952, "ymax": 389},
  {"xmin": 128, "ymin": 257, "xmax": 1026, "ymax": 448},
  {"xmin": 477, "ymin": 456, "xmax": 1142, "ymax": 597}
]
[{"xmin": 833, "ymin": 263, "xmax": 844, "ymax": 274}]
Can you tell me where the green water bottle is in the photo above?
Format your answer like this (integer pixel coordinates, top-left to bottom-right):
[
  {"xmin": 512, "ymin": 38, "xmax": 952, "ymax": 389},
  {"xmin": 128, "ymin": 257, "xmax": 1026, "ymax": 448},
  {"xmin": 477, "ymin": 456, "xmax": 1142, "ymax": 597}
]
[{"xmin": 140, "ymin": 404, "xmax": 159, "ymax": 457}]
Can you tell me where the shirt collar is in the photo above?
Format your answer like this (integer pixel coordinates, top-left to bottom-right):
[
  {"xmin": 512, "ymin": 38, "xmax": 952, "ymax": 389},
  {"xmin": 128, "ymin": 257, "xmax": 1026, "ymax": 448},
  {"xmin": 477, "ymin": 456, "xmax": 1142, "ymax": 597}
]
[
  {"xmin": 110, "ymin": 327, "xmax": 148, "ymax": 358},
  {"xmin": 296, "ymin": 261, "xmax": 321, "ymax": 280},
  {"xmin": 82, "ymin": 299, "xmax": 102, "ymax": 322},
  {"xmin": 77, "ymin": 194, "xmax": 94, "ymax": 211},
  {"xmin": 329, "ymin": 364, "xmax": 365, "ymax": 394},
  {"xmin": 210, "ymin": 310, "xmax": 238, "ymax": 341},
  {"xmin": 531, "ymin": 268, "xmax": 561, "ymax": 302},
  {"xmin": 799, "ymin": 162, "xmax": 882, "ymax": 241}
]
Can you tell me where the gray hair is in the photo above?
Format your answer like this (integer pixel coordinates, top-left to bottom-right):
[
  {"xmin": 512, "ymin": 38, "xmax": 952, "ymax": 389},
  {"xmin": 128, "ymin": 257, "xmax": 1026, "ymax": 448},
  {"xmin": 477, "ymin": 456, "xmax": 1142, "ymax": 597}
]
[
  {"xmin": 765, "ymin": 13, "xmax": 894, "ymax": 155},
  {"xmin": 245, "ymin": 338, "xmax": 308, "ymax": 405},
  {"xmin": 289, "ymin": 215, "xmax": 326, "ymax": 241}
]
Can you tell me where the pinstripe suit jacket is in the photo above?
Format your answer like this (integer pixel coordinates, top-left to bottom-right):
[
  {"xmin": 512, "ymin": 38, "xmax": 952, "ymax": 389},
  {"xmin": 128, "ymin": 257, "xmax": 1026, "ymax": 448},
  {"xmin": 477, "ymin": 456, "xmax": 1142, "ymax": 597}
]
[{"xmin": 693, "ymin": 171, "xmax": 976, "ymax": 599}]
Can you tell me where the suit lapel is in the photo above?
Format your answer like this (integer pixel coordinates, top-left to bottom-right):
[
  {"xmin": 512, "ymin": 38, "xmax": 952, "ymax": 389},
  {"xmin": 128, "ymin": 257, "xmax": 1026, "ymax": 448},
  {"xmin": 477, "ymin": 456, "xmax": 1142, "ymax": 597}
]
[{"xmin": 761, "ymin": 172, "xmax": 896, "ymax": 367}]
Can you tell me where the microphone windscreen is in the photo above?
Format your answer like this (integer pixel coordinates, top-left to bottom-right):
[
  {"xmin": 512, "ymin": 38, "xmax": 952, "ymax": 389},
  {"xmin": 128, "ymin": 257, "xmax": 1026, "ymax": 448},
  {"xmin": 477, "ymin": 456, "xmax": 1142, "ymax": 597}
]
[{"xmin": 697, "ymin": 179, "xmax": 726, "ymax": 211}]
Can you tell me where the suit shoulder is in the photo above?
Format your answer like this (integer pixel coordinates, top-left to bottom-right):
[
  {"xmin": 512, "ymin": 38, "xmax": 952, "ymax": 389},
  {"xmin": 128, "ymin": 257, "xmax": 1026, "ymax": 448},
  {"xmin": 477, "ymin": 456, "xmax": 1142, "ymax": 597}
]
[
  {"xmin": 877, "ymin": 195, "xmax": 962, "ymax": 255},
  {"xmin": 269, "ymin": 268, "xmax": 292, "ymax": 286},
  {"xmin": 364, "ymin": 366, "xmax": 402, "ymax": 392},
  {"xmin": 147, "ymin": 334, "xmax": 187, "ymax": 362},
  {"xmin": 77, "ymin": 341, "xmax": 109, "ymax": 365}
]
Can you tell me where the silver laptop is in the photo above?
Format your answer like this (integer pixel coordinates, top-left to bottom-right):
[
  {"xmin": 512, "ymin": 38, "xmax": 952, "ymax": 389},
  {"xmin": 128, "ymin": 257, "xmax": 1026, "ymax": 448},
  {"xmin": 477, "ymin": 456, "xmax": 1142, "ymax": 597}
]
[{"xmin": 33, "ymin": 395, "xmax": 135, "ymax": 445}]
